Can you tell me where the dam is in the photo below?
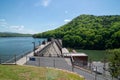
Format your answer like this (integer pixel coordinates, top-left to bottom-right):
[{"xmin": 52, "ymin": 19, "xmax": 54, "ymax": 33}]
[{"xmin": 1, "ymin": 38, "xmax": 114, "ymax": 80}]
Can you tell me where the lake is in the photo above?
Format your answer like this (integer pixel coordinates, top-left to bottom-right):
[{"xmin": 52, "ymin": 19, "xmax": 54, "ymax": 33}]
[
  {"xmin": 77, "ymin": 49, "xmax": 106, "ymax": 61},
  {"xmin": 0, "ymin": 37, "xmax": 46, "ymax": 63}
]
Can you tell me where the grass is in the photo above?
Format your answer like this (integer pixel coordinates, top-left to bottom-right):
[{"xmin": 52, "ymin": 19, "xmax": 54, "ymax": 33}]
[
  {"xmin": 0, "ymin": 65, "xmax": 84, "ymax": 80},
  {"xmin": 76, "ymin": 49, "xmax": 106, "ymax": 61}
]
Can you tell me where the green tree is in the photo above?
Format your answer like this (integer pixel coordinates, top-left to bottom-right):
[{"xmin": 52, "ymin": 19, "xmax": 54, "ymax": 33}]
[
  {"xmin": 33, "ymin": 15, "xmax": 120, "ymax": 50},
  {"xmin": 107, "ymin": 49, "xmax": 120, "ymax": 78},
  {"xmin": 111, "ymin": 31, "xmax": 120, "ymax": 48}
]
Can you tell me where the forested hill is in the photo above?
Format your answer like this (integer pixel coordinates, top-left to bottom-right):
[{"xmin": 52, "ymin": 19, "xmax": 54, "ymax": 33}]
[
  {"xmin": 0, "ymin": 32, "xmax": 32, "ymax": 37},
  {"xmin": 33, "ymin": 15, "xmax": 120, "ymax": 50}
]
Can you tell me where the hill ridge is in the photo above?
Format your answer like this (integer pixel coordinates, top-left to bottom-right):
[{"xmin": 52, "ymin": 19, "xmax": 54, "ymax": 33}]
[
  {"xmin": 0, "ymin": 32, "xmax": 32, "ymax": 37},
  {"xmin": 33, "ymin": 14, "xmax": 120, "ymax": 50}
]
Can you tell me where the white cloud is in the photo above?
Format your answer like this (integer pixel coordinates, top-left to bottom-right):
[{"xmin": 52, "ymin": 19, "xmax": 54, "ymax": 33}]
[
  {"xmin": 42, "ymin": 0, "xmax": 51, "ymax": 7},
  {"xmin": 64, "ymin": 19, "xmax": 71, "ymax": 23},
  {"xmin": 18, "ymin": 28, "xmax": 37, "ymax": 34},
  {"xmin": 10, "ymin": 25, "xmax": 24, "ymax": 30},
  {"xmin": 65, "ymin": 11, "xmax": 68, "ymax": 14},
  {"xmin": 0, "ymin": 19, "xmax": 25, "ymax": 31},
  {"xmin": 0, "ymin": 19, "xmax": 8, "ymax": 27},
  {"xmin": 0, "ymin": 19, "xmax": 35, "ymax": 34},
  {"xmin": 35, "ymin": 0, "xmax": 51, "ymax": 7},
  {"xmin": 0, "ymin": 19, "xmax": 6, "ymax": 22},
  {"xmin": 48, "ymin": 24, "xmax": 55, "ymax": 27}
]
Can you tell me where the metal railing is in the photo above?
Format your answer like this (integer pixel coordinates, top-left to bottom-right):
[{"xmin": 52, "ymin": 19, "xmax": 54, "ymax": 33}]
[
  {"xmin": 54, "ymin": 39, "xmax": 62, "ymax": 53},
  {"xmin": 35, "ymin": 42, "xmax": 52, "ymax": 56},
  {"xmin": 35, "ymin": 40, "xmax": 63, "ymax": 57},
  {"xmin": 26, "ymin": 56, "xmax": 73, "ymax": 71},
  {"xmin": 0, "ymin": 50, "xmax": 33, "ymax": 64}
]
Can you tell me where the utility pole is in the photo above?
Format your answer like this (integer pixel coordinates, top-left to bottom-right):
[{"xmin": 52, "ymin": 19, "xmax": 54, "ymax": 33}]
[
  {"xmin": 95, "ymin": 66, "xmax": 97, "ymax": 80},
  {"xmin": 53, "ymin": 58, "xmax": 55, "ymax": 68},
  {"xmin": 72, "ymin": 62, "xmax": 74, "ymax": 72},
  {"xmin": 89, "ymin": 58, "xmax": 92, "ymax": 70},
  {"xmin": 32, "ymin": 42, "xmax": 35, "ymax": 55},
  {"xmin": 39, "ymin": 57, "xmax": 40, "ymax": 66},
  {"xmin": 70, "ymin": 56, "xmax": 74, "ymax": 72},
  {"xmin": 0, "ymin": 55, "xmax": 1, "ymax": 64},
  {"xmin": 14, "ymin": 54, "xmax": 16, "ymax": 65},
  {"xmin": 103, "ymin": 58, "xmax": 106, "ymax": 80}
]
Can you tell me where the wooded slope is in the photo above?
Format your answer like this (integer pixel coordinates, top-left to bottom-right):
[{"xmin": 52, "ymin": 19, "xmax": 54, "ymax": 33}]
[{"xmin": 33, "ymin": 15, "xmax": 120, "ymax": 50}]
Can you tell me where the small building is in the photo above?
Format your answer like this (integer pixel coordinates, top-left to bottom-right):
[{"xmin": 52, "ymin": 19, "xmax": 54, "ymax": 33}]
[{"xmin": 63, "ymin": 53, "xmax": 88, "ymax": 66}]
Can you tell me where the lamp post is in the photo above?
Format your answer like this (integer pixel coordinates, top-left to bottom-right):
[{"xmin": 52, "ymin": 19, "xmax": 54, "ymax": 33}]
[
  {"xmin": 38, "ymin": 41, "xmax": 41, "ymax": 46},
  {"xmin": 32, "ymin": 42, "xmax": 35, "ymax": 55}
]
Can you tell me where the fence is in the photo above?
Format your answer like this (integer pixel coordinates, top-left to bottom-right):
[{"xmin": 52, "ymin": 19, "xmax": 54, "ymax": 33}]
[
  {"xmin": 26, "ymin": 56, "xmax": 73, "ymax": 71},
  {"xmin": 0, "ymin": 50, "xmax": 33, "ymax": 64},
  {"xmin": 0, "ymin": 54, "xmax": 118, "ymax": 80},
  {"xmin": 25, "ymin": 56, "xmax": 118, "ymax": 80},
  {"xmin": 0, "ymin": 55, "xmax": 15, "ymax": 64}
]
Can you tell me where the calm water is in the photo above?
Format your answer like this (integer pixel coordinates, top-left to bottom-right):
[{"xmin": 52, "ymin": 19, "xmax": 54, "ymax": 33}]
[
  {"xmin": 0, "ymin": 37, "xmax": 46, "ymax": 62},
  {"xmin": 77, "ymin": 49, "xmax": 106, "ymax": 61}
]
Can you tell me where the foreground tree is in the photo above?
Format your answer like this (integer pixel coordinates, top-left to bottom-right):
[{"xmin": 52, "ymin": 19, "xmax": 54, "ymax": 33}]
[{"xmin": 107, "ymin": 48, "xmax": 120, "ymax": 79}]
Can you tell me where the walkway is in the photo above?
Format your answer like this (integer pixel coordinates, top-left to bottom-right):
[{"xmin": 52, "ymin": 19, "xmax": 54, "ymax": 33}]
[{"xmin": 16, "ymin": 43, "xmax": 49, "ymax": 65}]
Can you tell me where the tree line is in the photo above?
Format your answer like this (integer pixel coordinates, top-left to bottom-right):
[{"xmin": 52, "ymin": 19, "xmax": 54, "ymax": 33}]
[
  {"xmin": 33, "ymin": 14, "xmax": 120, "ymax": 50},
  {"xmin": 107, "ymin": 48, "xmax": 120, "ymax": 79},
  {"xmin": 0, "ymin": 32, "xmax": 32, "ymax": 37}
]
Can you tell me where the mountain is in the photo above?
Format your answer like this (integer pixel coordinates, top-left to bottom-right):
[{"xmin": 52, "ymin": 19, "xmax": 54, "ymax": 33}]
[
  {"xmin": 0, "ymin": 32, "xmax": 32, "ymax": 37},
  {"xmin": 33, "ymin": 14, "xmax": 120, "ymax": 50}
]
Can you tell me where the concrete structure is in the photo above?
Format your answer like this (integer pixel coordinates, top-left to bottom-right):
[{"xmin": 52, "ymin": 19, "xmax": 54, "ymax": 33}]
[
  {"xmin": 16, "ymin": 43, "xmax": 50, "ymax": 65},
  {"xmin": 63, "ymin": 53, "xmax": 88, "ymax": 66},
  {"xmin": 62, "ymin": 48, "xmax": 69, "ymax": 53},
  {"xmin": 14, "ymin": 39, "xmax": 115, "ymax": 80},
  {"xmin": 34, "ymin": 39, "xmax": 62, "ymax": 57}
]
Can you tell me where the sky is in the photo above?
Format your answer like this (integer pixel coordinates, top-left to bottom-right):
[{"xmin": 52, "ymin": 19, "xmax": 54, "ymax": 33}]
[{"xmin": 0, "ymin": 0, "xmax": 120, "ymax": 34}]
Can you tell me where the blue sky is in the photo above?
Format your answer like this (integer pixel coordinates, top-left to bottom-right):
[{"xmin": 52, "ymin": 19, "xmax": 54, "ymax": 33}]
[{"xmin": 0, "ymin": 0, "xmax": 120, "ymax": 34}]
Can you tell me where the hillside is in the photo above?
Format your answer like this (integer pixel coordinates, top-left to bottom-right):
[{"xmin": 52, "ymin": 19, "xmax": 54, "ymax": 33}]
[
  {"xmin": 33, "ymin": 15, "xmax": 120, "ymax": 50},
  {"xmin": 0, "ymin": 32, "xmax": 32, "ymax": 37},
  {"xmin": 0, "ymin": 65, "xmax": 84, "ymax": 80}
]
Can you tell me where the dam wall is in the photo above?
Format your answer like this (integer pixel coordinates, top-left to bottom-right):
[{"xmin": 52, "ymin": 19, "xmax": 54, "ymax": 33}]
[{"xmin": 35, "ymin": 39, "xmax": 63, "ymax": 57}]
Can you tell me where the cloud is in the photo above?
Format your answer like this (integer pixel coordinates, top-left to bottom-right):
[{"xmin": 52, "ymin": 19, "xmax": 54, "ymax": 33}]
[
  {"xmin": 17, "ymin": 28, "xmax": 37, "ymax": 34},
  {"xmin": 9, "ymin": 26, "xmax": 36, "ymax": 34},
  {"xmin": 65, "ymin": 11, "xmax": 68, "ymax": 14},
  {"xmin": 0, "ymin": 19, "xmax": 8, "ymax": 27},
  {"xmin": 10, "ymin": 25, "xmax": 24, "ymax": 30},
  {"xmin": 0, "ymin": 19, "xmax": 24, "ymax": 31},
  {"xmin": 64, "ymin": 19, "xmax": 71, "ymax": 23},
  {"xmin": 35, "ymin": 0, "xmax": 51, "ymax": 7},
  {"xmin": 42, "ymin": 0, "xmax": 51, "ymax": 7},
  {"xmin": 0, "ymin": 19, "xmax": 6, "ymax": 22},
  {"xmin": 0, "ymin": 19, "xmax": 34, "ymax": 34}
]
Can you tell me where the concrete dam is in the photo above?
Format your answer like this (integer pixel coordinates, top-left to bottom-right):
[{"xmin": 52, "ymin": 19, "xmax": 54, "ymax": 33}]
[{"xmin": 34, "ymin": 39, "xmax": 63, "ymax": 57}]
